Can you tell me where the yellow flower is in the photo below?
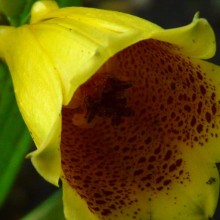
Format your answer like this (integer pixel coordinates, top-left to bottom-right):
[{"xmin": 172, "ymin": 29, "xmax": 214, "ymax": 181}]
[{"xmin": 1, "ymin": 1, "xmax": 220, "ymax": 219}]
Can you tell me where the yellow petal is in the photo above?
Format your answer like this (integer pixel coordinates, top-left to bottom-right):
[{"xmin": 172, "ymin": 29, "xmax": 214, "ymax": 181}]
[
  {"xmin": 0, "ymin": 25, "xmax": 62, "ymax": 185},
  {"xmin": 28, "ymin": 4, "xmax": 215, "ymax": 107},
  {"xmin": 152, "ymin": 13, "xmax": 216, "ymax": 59},
  {"xmin": 186, "ymin": 59, "xmax": 220, "ymax": 162},
  {"xmin": 26, "ymin": 115, "xmax": 61, "ymax": 186},
  {"xmin": 62, "ymin": 178, "xmax": 99, "ymax": 220},
  {"xmin": 0, "ymin": 0, "xmax": 25, "ymax": 17},
  {"xmin": 29, "ymin": 3, "xmax": 162, "ymax": 105},
  {"xmin": 30, "ymin": 0, "xmax": 59, "ymax": 24}
]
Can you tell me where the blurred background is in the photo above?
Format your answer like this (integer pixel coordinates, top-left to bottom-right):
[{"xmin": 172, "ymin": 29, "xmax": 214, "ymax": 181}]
[{"xmin": 0, "ymin": 0, "xmax": 220, "ymax": 219}]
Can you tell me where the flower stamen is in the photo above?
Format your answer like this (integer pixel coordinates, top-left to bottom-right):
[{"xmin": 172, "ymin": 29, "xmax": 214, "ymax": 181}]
[
  {"xmin": 85, "ymin": 76, "xmax": 134, "ymax": 125},
  {"xmin": 68, "ymin": 74, "xmax": 134, "ymax": 127}
]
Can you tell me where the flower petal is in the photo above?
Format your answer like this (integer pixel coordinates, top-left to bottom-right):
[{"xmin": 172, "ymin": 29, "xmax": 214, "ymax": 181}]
[
  {"xmin": 0, "ymin": 25, "xmax": 62, "ymax": 185},
  {"xmin": 27, "ymin": 115, "xmax": 61, "ymax": 186},
  {"xmin": 61, "ymin": 39, "xmax": 220, "ymax": 219},
  {"xmin": 30, "ymin": 0, "xmax": 60, "ymax": 24},
  {"xmin": 29, "ymin": 3, "xmax": 162, "ymax": 105},
  {"xmin": 152, "ymin": 14, "xmax": 216, "ymax": 59},
  {"xmin": 28, "ymin": 3, "xmax": 216, "ymax": 108},
  {"xmin": 185, "ymin": 59, "xmax": 220, "ymax": 161},
  {"xmin": 0, "ymin": 1, "xmax": 219, "ymax": 218},
  {"xmin": 62, "ymin": 178, "xmax": 99, "ymax": 220}
]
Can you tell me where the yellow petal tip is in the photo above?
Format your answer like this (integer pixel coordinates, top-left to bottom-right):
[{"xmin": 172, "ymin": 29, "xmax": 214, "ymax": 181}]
[
  {"xmin": 30, "ymin": 0, "xmax": 59, "ymax": 24},
  {"xmin": 193, "ymin": 11, "xmax": 200, "ymax": 21}
]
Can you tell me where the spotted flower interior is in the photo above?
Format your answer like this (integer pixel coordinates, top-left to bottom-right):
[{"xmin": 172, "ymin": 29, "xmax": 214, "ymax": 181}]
[{"xmin": 61, "ymin": 39, "xmax": 220, "ymax": 219}]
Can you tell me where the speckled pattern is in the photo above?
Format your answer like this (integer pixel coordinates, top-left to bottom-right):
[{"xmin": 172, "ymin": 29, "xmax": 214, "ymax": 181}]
[{"xmin": 61, "ymin": 39, "xmax": 220, "ymax": 219}]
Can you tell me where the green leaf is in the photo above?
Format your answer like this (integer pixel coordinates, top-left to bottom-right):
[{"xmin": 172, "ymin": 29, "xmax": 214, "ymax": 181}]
[
  {"xmin": 21, "ymin": 190, "xmax": 65, "ymax": 220},
  {"xmin": 56, "ymin": 0, "xmax": 82, "ymax": 7},
  {"xmin": 18, "ymin": 0, "xmax": 38, "ymax": 25},
  {"xmin": 0, "ymin": 0, "xmax": 26, "ymax": 17},
  {"xmin": 0, "ymin": 0, "xmax": 26, "ymax": 26},
  {"xmin": 0, "ymin": 62, "xmax": 32, "ymax": 207}
]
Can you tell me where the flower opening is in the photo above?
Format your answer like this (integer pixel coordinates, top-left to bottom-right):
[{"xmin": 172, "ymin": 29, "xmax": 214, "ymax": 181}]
[{"xmin": 61, "ymin": 39, "xmax": 220, "ymax": 219}]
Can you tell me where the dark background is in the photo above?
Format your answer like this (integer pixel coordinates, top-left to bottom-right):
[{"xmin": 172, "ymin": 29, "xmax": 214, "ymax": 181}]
[{"xmin": 1, "ymin": 0, "xmax": 220, "ymax": 219}]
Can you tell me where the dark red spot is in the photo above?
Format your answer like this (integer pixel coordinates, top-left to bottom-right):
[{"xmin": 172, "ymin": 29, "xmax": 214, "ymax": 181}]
[
  {"xmin": 146, "ymin": 183, "xmax": 151, "ymax": 187},
  {"xmin": 194, "ymin": 136, "xmax": 199, "ymax": 142},
  {"xmin": 205, "ymin": 112, "xmax": 211, "ymax": 123},
  {"xmin": 145, "ymin": 137, "xmax": 152, "ymax": 144},
  {"xmin": 93, "ymin": 207, "xmax": 100, "ymax": 211},
  {"xmin": 134, "ymin": 169, "xmax": 144, "ymax": 176},
  {"xmin": 157, "ymin": 186, "xmax": 163, "ymax": 191},
  {"xmin": 192, "ymin": 93, "xmax": 196, "ymax": 101},
  {"xmin": 138, "ymin": 157, "xmax": 146, "ymax": 163},
  {"xmin": 94, "ymin": 193, "xmax": 102, "ymax": 198},
  {"xmin": 184, "ymin": 105, "xmax": 191, "ymax": 112},
  {"xmin": 160, "ymin": 58, "xmax": 165, "ymax": 65},
  {"xmin": 161, "ymin": 116, "xmax": 167, "ymax": 122},
  {"xmin": 149, "ymin": 156, "xmax": 156, "ymax": 162},
  {"xmin": 128, "ymin": 135, "xmax": 137, "ymax": 143},
  {"xmin": 119, "ymin": 200, "xmax": 125, "ymax": 205},
  {"xmin": 148, "ymin": 164, "xmax": 154, "ymax": 170},
  {"xmin": 211, "ymin": 92, "xmax": 216, "ymax": 100},
  {"xmin": 123, "ymin": 156, "xmax": 130, "ymax": 160},
  {"xmin": 200, "ymin": 85, "xmax": 206, "ymax": 95},
  {"xmin": 160, "ymin": 104, "xmax": 165, "ymax": 110},
  {"xmin": 96, "ymin": 200, "xmax": 106, "ymax": 204},
  {"xmin": 169, "ymin": 164, "xmax": 176, "ymax": 172},
  {"xmin": 197, "ymin": 71, "xmax": 203, "ymax": 80},
  {"xmin": 142, "ymin": 174, "xmax": 152, "ymax": 181},
  {"xmin": 162, "ymin": 163, "xmax": 168, "ymax": 169},
  {"xmin": 101, "ymin": 209, "xmax": 112, "ymax": 216},
  {"xmin": 167, "ymin": 96, "xmax": 173, "ymax": 104},
  {"xmin": 197, "ymin": 102, "xmax": 203, "ymax": 114},
  {"xmin": 103, "ymin": 190, "xmax": 113, "ymax": 196},
  {"xmin": 95, "ymin": 171, "xmax": 103, "ymax": 176},
  {"xmin": 190, "ymin": 116, "xmax": 196, "ymax": 127},
  {"xmin": 114, "ymin": 145, "xmax": 119, "ymax": 151},
  {"xmin": 171, "ymin": 112, "xmax": 176, "ymax": 118},
  {"xmin": 189, "ymin": 74, "xmax": 194, "ymax": 83},
  {"xmin": 197, "ymin": 124, "xmax": 203, "ymax": 133},
  {"xmin": 212, "ymin": 104, "xmax": 217, "ymax": 115},
  {"xmin": 168, "ymin": 65, "xmax": 173, "ymax": 73},
  {"xmin": 170, "ymin": 83, "xmax": 176, "ymax": 90},
  {"xmin": 178, "ymin": 121, "xmax": 183, "ymax": 127},
  {"xmin": 164, "ymin": 150, "xmax": 172, "ymax": 160},
  {"xmin": 109, "ymin": 204, "xmax": 116, "ymax": 210},
  {"xmin": 154, "ymin": 145, "xmax": 161, "ymax": 154},
  {"xmin": 179, "ymin": 170, "xmax": 184, "ymax": 175},
  {"xmin": 178, "ymin": 94, "xmax": 183, "ymax": 101},
  {"xmin": 122, "ymin": 147, "xmax": 129, "ymax": 152},
  {"xmin": 163, "ymin": 179, "xmax": 171, "ymax": 186},
  {"xmin": 178, "ymin": 64, "xmax": 183, "ymax": 72},
  {"xmin": 73, "ymin": 176, "xmax": 82, "ymax": 180},
  {"xmin": 156, "ymin": 176, "xmax": 164, "ymax": 183},
  {"xmin": 175, "ymin": 159, "xmax": 182, "ymax": 167}
]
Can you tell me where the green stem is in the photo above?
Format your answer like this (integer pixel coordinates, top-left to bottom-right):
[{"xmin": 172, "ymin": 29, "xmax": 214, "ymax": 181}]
[{"xmin": 21, "ymin": 190, "xmax": 65, "ymax": 220}]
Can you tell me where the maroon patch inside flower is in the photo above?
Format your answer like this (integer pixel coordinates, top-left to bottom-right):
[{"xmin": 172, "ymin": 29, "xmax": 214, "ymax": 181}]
[
  {"xmin": 61, "ymin": 39, "xmax": 220, "ymax": 219},
  {"xmin": 81, "ymin": 75, "xmax": 134, "ymax": 125}
]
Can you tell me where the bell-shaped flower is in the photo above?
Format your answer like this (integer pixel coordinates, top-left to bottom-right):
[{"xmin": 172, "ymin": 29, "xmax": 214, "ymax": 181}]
[{"xmin": 1, "ymin": 1, "xmax": 220, "ymax": 219}]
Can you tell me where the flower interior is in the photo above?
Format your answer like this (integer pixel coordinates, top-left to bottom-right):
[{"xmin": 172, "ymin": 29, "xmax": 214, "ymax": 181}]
[{"xmin": 61, "ymin": 39, "xmax": 220, "ymax": 219}]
